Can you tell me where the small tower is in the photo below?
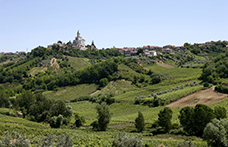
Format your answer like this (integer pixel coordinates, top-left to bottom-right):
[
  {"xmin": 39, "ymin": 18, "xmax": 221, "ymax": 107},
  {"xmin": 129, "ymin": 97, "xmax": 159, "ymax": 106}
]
[
  {"xmin": 77, "ymin": 30, "xmax": 80, "ymax": 37},
  {"xmin": 91, "ymin": 40, "xmax": 96, "ymax": 50}
]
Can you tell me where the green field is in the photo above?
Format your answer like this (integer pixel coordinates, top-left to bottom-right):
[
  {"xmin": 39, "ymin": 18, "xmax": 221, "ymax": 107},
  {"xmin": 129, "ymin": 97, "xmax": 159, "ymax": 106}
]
[
  {"xmin": 44, "ymin": 84, "xmax": 98, "ymax": 101},
  {"xmin": 28, "ymin": 67, "xmax": 47, "ymax": 76},
  {"xmin": 68, "ymin": 56, "xmax": 91, "ymax": 70},
  {"xmin": 94, "ymin": 79, "xmax": 137, "ymax": 96}
]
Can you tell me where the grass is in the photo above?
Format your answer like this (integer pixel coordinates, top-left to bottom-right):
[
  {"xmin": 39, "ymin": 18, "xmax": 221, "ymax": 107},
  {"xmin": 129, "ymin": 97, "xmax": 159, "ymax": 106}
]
[
  {"xmin": 144, "ymin": 64, "xmax": 201, "ymax": 80},
  {"xmin": 44, "ymin": 84, "xmax": 98, "ymax": 101},
  {"xmin": 69, "ymin": 101, "xmax": 182, "ymax": 125},
  {"xmin": 94, "ymin": 79, "xmax": 137, "ymax": 96},
  {"xmin": 118, "ymin": 64, "xmax": 151, "ymax": 81},
  {"xmin": 113, "ymin": 80, "xmax": 203, "ymax": 103},
  {"xmin": 194, "ymin": 55, "xmax": 206, "ymax": 60},
  {"xmin": 67, "ymin": 56, "xmax": 91, "ymax": 70},
  {"xmin": 28, "ymin": 67, "xmax": 47, "ymax": 76}
]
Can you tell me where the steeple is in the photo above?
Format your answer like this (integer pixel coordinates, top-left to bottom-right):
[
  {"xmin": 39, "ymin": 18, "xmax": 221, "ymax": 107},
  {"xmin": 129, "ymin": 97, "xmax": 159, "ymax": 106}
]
[
  {"xmin": 91, "ymin": 40, "xmax": 95, "ymax": 46},
  {"xmin": 77, "ymin": 30, "xmax": 80, "ymax": 36}
]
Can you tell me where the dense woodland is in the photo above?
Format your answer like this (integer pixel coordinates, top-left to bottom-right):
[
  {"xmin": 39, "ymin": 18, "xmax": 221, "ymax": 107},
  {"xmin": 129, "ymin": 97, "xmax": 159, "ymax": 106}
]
[{"xmin": 1, "ymin": 42, "xmax": 228, "ymax": 146}]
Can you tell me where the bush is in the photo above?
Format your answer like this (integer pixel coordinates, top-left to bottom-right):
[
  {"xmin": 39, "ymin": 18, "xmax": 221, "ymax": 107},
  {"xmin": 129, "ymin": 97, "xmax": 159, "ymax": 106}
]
[
  {"xmin": 91, "ymin": 120, "xmax": 99, "ymax": 130},
  {"xmin": 203, "ymin": 118, "xmax": 228, "ymax": 147},
  {"xmin": 49, "ymin": 114, "xmax": 63, "ymax": 128},
  {"xmin": 73, "ymin": 113, "xmax": 85, "ymax": 128},
  {"xmin": 0, "ymin": 131, "xmax": 29, "ymax": 147},
  {"xmin": 176, "ymin": 140, "xmax": 196, "ymax": 147},
  {"xmin": 0, "ymin": 91, "xmax": 11, "ymax": 108},
  {"xmin": 134, "ymin": 97, "xmax": 141, "ymax": 104},
  {"xmin": 99, "ymin": 78, "xmax": 109, "ymax": 87},
  {"xmin": 112, "ymin": 133, "xmax": 143, "ymax": 147}
]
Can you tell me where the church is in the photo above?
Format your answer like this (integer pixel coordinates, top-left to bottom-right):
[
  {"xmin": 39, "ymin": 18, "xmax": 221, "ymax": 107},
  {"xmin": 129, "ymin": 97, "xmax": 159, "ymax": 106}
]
[{"xmin": 72, "ymin": 30, "xmax": 86, "ymax": 50}]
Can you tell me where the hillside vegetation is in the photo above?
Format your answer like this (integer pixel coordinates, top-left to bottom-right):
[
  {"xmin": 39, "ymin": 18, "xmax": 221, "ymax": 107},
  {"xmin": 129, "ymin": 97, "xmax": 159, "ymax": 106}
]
[{"xmin": 1, "ymin": 43, "xmax": 228, "ymax": 146}]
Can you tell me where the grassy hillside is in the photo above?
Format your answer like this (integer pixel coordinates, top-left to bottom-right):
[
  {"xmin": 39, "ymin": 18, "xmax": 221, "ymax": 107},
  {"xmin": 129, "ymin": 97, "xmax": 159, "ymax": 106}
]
[
  {"xmin": 28, "ymin": 67, "xmax": 47, "ymax": 76},
  {"xmin": 0, "ymin": 107, "xmax": 207, "ymax": 146},
  {"xmin": 67, "ymin": 56, "xmax": 91, "ymax": 70},
  {"xmin": 93, "ymin": 79, "xmax": 137, "ymax": 96},
  {"xmin": 44, "ymin": 84, "xmax": 98, "ymax": 101}
]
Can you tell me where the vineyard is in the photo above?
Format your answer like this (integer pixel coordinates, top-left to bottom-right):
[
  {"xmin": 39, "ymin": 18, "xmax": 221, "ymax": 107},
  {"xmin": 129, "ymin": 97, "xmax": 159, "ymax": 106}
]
[{"xmin": 2, "ymin": 46, "xmax": 228, "ymax": 147}]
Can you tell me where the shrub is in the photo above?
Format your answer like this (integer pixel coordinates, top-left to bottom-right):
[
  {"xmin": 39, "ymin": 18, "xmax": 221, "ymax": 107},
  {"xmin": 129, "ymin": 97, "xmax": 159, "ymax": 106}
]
[
  {"xmin": 134, "ymin": 97, "xmax": 141, "ymax": 104},
  {"xmin": 190, "ymin": 82, "xmax": 195, "ymax": 87},
  {"xmin": 73, "ymin": 113, "xmax": 85, "ymax": 128},
  {"xmin": 214, "ymin": 106, "xmax": 227, "ymax": 119},
  {"xmin": 176, "ymin": 140, "xmax": 196, "ymax": 147},
  {"xmin": 175, "ymin": 86, "xmax": 179, "ymax": 90},
  {"xmin": 0, "ymin": 131, "xmax": 29, "ymax": 147},
  {"xmin": 49, "ymin": 114, "xmax": 63, "ymax": 128},
  {"xmin": 112, "ymin": 133, "xmax": 143, "ymax": 147},
  {"xmin": 203, "ymin": 118, "xmax": 228, "ymax": 147},
  {"xmin": 91, "ymin": 120, "xmax": 99, "ymax": 130},
  {"xmin": 99, "ymin": 78, "xmax": 109, "ymax": 87}
]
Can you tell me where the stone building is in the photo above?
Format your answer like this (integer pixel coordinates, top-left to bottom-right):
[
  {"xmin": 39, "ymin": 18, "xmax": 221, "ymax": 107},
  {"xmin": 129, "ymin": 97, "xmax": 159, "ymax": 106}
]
[{"xmin": 73, "ymin": 30, "xmax": 86, "ymax": 50}]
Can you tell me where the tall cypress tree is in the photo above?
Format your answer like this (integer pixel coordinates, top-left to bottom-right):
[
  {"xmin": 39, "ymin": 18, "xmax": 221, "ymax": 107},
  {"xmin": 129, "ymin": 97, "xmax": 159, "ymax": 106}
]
[{"xmin": 135, "ymin": 111, "xmax": 145, "ymax": 132}]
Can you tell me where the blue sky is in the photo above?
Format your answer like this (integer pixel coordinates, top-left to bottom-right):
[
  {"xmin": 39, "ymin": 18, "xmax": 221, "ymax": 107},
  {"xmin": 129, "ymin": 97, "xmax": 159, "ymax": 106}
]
[{"xmin": 0, "ymin": 0, "xmax": 228, "ymax": 52}]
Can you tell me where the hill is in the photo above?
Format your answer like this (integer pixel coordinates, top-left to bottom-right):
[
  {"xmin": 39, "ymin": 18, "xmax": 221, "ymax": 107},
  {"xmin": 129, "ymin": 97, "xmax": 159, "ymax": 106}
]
[{"xmin": 1, "ymin": 44, "xmax": 228, "ymax": 146}]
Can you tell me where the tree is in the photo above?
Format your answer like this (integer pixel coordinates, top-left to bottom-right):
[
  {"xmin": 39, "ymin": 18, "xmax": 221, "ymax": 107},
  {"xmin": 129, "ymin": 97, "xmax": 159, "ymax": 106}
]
[
  {"xmin": 0, "ymin": 91, "xmax": 11, "ymax": 108},
  {"xmin": 179, "ymin": 104, "xmax": 216, "ymax": 136},
  {"xmin": 137, "ymin": 48, "xmax": 143, "ymax": 55},
  {"xmin": 95, "ymin": 102, "xmax": 112, "ymax": 131},
  {"xmin": 16, "ymin": 90, "xmax": 36, "ymax": 115},
  {"xmin": 193, "ymin": 104, "xmax": 215, "ymax": 136},
  {"xmin": 99, "ymin": 78, "xmax": 108, "ymax": 87},
  {"xmin": 203, "ymin": 118, "xmax": 228, "ymax": 147},
  {"xmin": 49, "ymin": 114, "xmax": 63, "ymax": 128},
  {"xmin": 135, "ymin": 111, "xmax": 145, "ymax": 132},
  {"xmin": 179, "ymin": 107, "xmax": 195, "ymax": 134},
  {"xmin": 73, "ymin": 113, "xmax": 85, "ymax": 127},
  {"xmin": 158, "ymin": 107, "xmax": 173, "ymax": 132},
  {"xmin": 214, "ymin": 106, "xmax": 227, "ymax": 119}
]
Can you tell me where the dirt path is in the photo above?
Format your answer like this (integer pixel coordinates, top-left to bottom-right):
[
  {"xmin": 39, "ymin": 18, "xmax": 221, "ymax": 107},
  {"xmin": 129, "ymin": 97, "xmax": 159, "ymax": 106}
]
[
  {"xmin": 90, "ymin": 90, "xmax": 100, "ymax": 96},
  {"xmin": 166, "ymin": 86, "xmax": 228, "ymax": 108},
  {"xmin": 50, "ymin": 58, "xmax": 60, "ymax": 70},
  {"xmin": 156, "ymin": 61, "xmax": 176, "ymax": 68}
]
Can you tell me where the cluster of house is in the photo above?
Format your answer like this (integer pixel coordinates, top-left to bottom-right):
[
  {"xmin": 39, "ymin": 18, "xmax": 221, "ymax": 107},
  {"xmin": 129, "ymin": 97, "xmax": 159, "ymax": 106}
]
[
  {"xmin": 0, "ymin": 51, "xmax": 26, "ymax": 55},
  {"xmin": 116, "ymin": 45, "xmax": 186, "ymax": 57},
  {"xmin": 193, "ymin": 41, "xmax": 217, "ymax": 47},
  {"xmin": 116, "ymin": 40, "xmax": 228, "ymax": 57}
]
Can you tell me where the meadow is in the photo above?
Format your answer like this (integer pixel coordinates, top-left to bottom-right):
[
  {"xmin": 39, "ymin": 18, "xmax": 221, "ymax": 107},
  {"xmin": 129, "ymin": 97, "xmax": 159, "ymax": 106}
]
[{"xmin": 67, "ymin": 56, "xmax": 91, "ymax": 70}]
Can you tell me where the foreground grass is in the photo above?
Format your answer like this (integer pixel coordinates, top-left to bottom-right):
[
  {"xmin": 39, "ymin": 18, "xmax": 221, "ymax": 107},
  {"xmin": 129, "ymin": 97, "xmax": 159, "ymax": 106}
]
[{"xmin": 0, "ymin": 112, "xmax": 207, "ymax": 147}]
